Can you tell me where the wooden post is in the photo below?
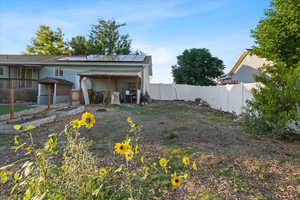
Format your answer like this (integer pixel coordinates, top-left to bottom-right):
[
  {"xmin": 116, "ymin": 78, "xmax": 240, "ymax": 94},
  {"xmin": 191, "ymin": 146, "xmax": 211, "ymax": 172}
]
[
  {"xmin": 69, "ymin": 88, "xmax": 72, "ymax": 106},
  {"xmin": 9, "ymin": 88, "xmax": 15, "ymax": 119},
  {"xmin": 47, "ymin": 85, "xmax": 51, "ymax": 110},
  {"xmin": 79, "ymin": 76, "xmax": 83, "ymax": 105},
  {"xmin": 8, "ymin": 66, "xmax": 11, "ymax": 88},
  {"xmin": 135, "ymin": 77, "xmax": 139, "ymax": 104}
]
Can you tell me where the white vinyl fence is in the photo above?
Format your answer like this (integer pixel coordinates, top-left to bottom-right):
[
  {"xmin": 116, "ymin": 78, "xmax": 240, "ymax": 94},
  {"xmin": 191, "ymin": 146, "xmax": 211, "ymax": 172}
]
[{"xmin": 147, "ymin": 83, "xmax": 259, "ymax": 115}]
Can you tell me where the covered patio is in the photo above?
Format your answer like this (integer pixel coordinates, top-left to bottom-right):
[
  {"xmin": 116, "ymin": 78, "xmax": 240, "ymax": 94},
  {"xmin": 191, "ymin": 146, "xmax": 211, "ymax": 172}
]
[{"xmin": 78, "ymin": 70, "xmax": 142, "ymax": 105}]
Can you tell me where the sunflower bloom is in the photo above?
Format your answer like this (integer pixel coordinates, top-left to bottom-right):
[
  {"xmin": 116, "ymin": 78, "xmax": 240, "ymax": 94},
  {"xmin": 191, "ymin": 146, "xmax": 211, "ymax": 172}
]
[
  {"xmin": 72, "ymin": 120, "xmax": 83, "ymax": 129},
  {"xmin": 125, "ymin": 152, "xmax": 134, "ymax": 161},
  {"xmin": 192, "ymin": 161, "xmax": 198, "ymax": 171},
  {"xmin": 115, "ymin": 142, "xmax": 132, "ymax": 155},
  {"xmin": 81, "ymin": 112, "xmax": 96, "ymax": 128},
  {"xmin": 135, "ymin": 144, "xmax": 139, "ymax": 154},
  {"xmin": 182, "ymin": 156, "xmax": 190, "ymax": 166},
  {"xmin": 127, "ymin": 116, "xmax": 133, "ymax": 123},
  {"xmin": 159, "ymin": 158, "xmax": 169, "ymax": 168},
  {"xmin": 99, "ymin": 168, "xmax": 108, "ymax": 177},
  {"xmin": 26, "ymin": 147, "xmax": 33, "ymax": 153},
  {"xmin": 14, "ymin": 135, "xmax": 21, "ymax": 145},
  {"xmin": 61, "ymin": 165, "xmax": 69, "ymax": 171},
  {"xmin": 25, "ymin": 124, "xmax": 36, "ymax": 130},
  {"xmin": 140, "ymin": 156, "xmax": 145, "ymax": 163},
  {"xmin": 13, "ymin": 125, "xmax": 22, "ymax": 131},
  {"xmin": 171, "ymin": 175, "xmax": 182, "ymax": 188}
]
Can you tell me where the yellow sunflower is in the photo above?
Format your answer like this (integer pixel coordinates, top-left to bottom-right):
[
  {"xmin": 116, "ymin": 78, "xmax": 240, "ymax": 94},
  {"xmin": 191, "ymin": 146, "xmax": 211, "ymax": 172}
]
[
  {"xmin": 182, "ymin": 156, "xmax": 190, "ymax": 166},
  {"xmin": 171, "ymin": 175, "xmax": 182, "ymax": 188},
  {"xmin": 135, "ymin": 144, "xmax": 139, "ymax": 154},
  {"xmin": 99, "ymin": 168, "xmax": 109, "ymax": 177},
  {"xmin": 159, "ymin": 158, "xmax": 169, "ymax": 168},
  {"xmin": 140, "ymin": 156, "xmax": 145, "ymax": 163},
  {"xmin": 125, "ymin": 152, "xmax": 134, "ymax": 161},
  {"xmin": 14, "ymin": 135, "xmax": 21, "ymax": 145},
  {"xmin": 26, "ymin": 147, "xmax": 33, "ymax": 153},
  {"xmin": 72, "ymin": 119, "xmax": 83, "ymax": 129},
  {"xmin": 25, "ymin": 124, "xmax": 36, "ymax": 130},
  {"xmin": 115, "ymin": 142, "xmax": 132, "ymax": 155},
  {"xmin": 61, "ymin": 164, "xmax": 69, "ymax": 171},
  {"xmin": 13, "ymin": 125, "xmax": 22, "ymax": 131},
  {"xmin": 127, "ymin": 116, "xmax": 133, "ymax": 123},
  {"xmin": 81, "ymin": 112, "xmax": 96, "ymax": 128},
  {"xmin": 192, "ymin": 161, "xmax": 198, "ymax": 171}
]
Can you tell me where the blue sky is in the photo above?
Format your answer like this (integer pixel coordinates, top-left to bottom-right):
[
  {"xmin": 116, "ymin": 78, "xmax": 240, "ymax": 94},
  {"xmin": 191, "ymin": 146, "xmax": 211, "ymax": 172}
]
[{"xmin": 0, "ymin": 0, "xmax": 270, "ymax": 83}]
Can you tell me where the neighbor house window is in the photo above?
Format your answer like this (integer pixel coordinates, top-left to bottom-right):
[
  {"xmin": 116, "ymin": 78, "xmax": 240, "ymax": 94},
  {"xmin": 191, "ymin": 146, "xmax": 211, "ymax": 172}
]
[
  {"xmin": 0, "ymin": 67, "xmax": 3, "ymax": 75},
  {"xmin": 55, "ymin": 67, "xmax": 63, "ymax": 76}
]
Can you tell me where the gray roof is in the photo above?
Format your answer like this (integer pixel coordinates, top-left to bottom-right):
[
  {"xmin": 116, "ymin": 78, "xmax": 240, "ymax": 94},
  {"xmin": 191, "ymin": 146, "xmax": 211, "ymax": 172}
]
[
  {"xmin": 0, "ymin": 54, "xmax": 152, "ymax": 76},
  {"xmin": 0, "ymin": 55, "xmax": 149, "ymax": 63}
]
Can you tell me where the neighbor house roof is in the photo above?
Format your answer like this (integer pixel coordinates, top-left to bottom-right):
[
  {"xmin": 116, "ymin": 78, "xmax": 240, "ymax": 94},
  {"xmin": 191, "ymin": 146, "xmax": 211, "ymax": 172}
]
[
  {"xmin": 229, "ymin": 50, "xmax": 249, "ymax": 75},
  {"xmin": 229, "ymin": 50, "xmax": 272, "ymax": 75},
  {"xmin": 38, "ymin": 77, "xmax": 73, "ymax": 86}
]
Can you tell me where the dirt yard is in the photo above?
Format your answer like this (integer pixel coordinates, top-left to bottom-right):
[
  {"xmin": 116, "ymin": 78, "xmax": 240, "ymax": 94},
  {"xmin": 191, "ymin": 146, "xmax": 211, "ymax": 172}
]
[{"xmin": 1, "ymin": 101, "xmax": 300, "ymax": 199}]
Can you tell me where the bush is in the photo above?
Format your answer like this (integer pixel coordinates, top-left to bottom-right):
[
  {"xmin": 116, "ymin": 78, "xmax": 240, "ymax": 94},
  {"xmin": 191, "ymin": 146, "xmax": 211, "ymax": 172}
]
[
  {"xmin": 0, "ymin": 113, "xmax": 199, "ymax": 199},
  {"xmin": 245, "ymin": 63, "xmax": 300, "ymax": 139}
]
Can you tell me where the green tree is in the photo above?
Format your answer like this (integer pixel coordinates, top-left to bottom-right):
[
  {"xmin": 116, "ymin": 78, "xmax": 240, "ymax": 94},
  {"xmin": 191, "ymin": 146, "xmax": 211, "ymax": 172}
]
[
  {"xmin": 25, "ymin": 25, "xmax": 70, "ymax": 55},
  {"xmin": 247, "ymin": 0, "xmax": 300, "ymax": 137},
  {"xmin": 251, "ymin": 0, "xmax": 300, "ymax": 66},
  {"xmin": 88, "ymin": 19, "xmax": 131, "ymax": 55},
  {"xmin": 172, "ymin": 48, "xmax": 224, "ymax": 86},
  {"xmin": 69, "ymin": 36, "xmax": 90, "ymax": 55}
]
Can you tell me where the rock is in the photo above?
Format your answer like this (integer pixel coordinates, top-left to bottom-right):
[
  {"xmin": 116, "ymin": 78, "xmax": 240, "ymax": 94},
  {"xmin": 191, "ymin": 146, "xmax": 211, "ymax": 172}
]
[{"xmin": 195, "ymin": 98, "xmax": 210, "ymax": 107}]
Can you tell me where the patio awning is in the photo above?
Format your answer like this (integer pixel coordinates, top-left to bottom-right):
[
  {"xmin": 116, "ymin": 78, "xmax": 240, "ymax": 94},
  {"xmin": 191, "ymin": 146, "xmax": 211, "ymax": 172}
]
[{"xmin": 78, "ymin": 70, "xmax": 142, "ymax": 78}]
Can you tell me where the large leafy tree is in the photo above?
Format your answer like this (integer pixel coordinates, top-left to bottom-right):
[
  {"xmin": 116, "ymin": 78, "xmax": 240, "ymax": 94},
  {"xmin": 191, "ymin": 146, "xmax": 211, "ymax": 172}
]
[
  {"xmin": 25, "ymin": 25, "xmax": 70, "ymax": 55},
  {"xmin": 89, "ymin": 19, "xmax": 131, "ymax": 55},
  {"xmin": 172, "ymin": 48, "xmax": 224, "ymax": 86},
  {"xmin": 247, "ymin": 0, "xmax": 300, "ymax": 137},
  {"xmin": 70, "ymin": 19, "xmax": 132, "ymax": 55},
  {"xmin": 69, "ymin": 36, "xmax": 90, "ymax": 55},
  {"xmin": 251, "ymin": 0, "xmax": 300, "ymax": 66}
]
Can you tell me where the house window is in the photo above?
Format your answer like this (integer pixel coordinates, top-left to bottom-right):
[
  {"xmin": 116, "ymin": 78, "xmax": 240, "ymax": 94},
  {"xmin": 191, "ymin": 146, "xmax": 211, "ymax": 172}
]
[
  {"xmin": 55, "ymin": 67, "xmax": 63, "ymax": 76},
  {"xmin": 0, "ymin": 67, "xmax": 3, "ymax": 75}
]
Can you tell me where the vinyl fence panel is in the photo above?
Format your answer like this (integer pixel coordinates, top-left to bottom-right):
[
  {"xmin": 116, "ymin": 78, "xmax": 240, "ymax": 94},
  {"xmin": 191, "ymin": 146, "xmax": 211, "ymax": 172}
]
[{"xmin": 147, "ymin": 83, "xmax": 259, "ymax": 115}]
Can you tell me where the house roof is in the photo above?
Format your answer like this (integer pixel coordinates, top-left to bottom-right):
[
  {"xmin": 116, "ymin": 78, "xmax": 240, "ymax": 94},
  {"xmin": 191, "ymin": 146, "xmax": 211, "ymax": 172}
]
[
  {"xmin": 38, "ymin": 77, "xmax": 73, "ymax": 86},
  {"xmin": 0, "ymin": 55, "xmax": 150, "ymax": 64},
  {"xmin": 0, "ymin": 54, "xmax": 153, "ymax": 76}
]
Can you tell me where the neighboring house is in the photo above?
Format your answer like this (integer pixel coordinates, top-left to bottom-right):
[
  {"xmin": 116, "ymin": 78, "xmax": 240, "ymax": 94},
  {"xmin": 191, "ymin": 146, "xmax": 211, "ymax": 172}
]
[
  {"xmin": 0, "ymin": 55, "xmax": 152, "ymax": 104},
  {"xmin": 218, "ymin": 50, "xmax": 272, "ymax": 84}
]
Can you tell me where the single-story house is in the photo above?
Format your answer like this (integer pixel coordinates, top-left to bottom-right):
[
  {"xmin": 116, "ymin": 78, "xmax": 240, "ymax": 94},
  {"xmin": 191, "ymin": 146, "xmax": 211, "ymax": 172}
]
[
  {"xmin": 0, "ymin": 55, "xmax": 152, "ymax": 104},
  {"xmin": 218, "ymin": 50, "xmax": 272, "ymax": 84}
]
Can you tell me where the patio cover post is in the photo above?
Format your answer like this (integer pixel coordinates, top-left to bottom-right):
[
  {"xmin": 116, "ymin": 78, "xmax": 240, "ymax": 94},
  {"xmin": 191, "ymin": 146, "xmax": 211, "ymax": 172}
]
[
  {"xmin": 47, "ymin": 85, "xmax": 51, "ymax": 110},
  {"xmin": 69, "ymin": 89, "xmax": 72, "ymax": 106},
  {"xmin": 9, "ymin": 88, "xmax": 15, "ymax": 119}
]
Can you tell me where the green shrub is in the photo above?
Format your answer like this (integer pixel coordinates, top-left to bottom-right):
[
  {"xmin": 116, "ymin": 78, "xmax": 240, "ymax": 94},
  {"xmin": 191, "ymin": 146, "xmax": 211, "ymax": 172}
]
[{"xmin": 245, "ymin": 63, "xmax": 300, "ymax": 139}]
